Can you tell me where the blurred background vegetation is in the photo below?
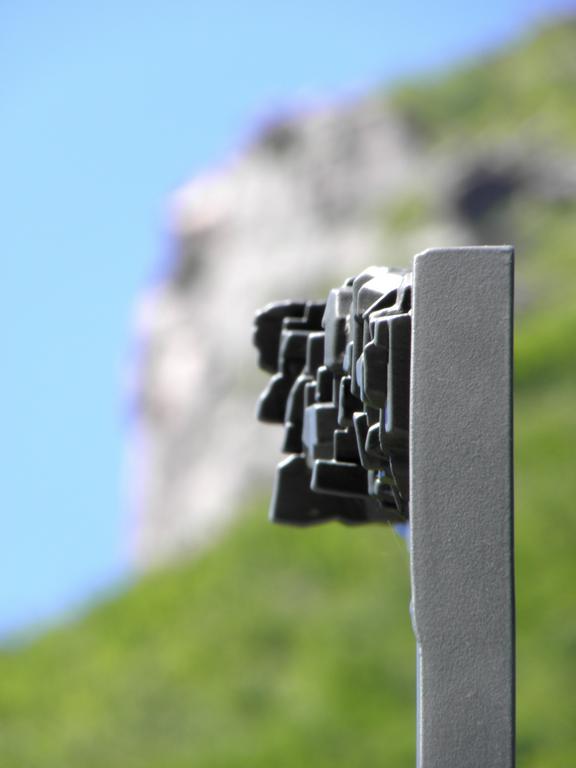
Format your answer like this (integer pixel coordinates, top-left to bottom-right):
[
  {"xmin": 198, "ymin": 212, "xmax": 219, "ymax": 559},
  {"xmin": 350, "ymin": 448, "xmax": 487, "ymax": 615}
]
[{"xmin": 1, "ymin": 16, "xmax": 575, "ymax": 768}]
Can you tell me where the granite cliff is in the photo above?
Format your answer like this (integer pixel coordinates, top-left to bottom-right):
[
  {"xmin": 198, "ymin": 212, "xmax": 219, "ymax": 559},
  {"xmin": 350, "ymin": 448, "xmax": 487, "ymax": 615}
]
[{"xmin": 133, "ymin": 18, "xmax": 576, "ymax": 564}]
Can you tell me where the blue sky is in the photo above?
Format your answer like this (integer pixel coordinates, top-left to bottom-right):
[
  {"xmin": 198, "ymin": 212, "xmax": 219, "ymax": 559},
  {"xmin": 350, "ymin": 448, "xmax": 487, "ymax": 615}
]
[{"xmin": 0, "ymin": 0, "xmax": 571, "ymax": 636}]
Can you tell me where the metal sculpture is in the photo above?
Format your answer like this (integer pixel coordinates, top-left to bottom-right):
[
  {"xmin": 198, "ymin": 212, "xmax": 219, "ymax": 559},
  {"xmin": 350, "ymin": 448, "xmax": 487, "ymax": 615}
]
[{"xmin": 253, "ymin": 246, "xmax": 515, "ymax": 768}]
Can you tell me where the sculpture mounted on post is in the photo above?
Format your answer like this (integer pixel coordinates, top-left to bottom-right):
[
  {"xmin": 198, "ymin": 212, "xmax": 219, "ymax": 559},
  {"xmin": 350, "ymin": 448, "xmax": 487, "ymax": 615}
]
[{"xmin": 253, "ymin": 246, "xmax": 516, "ymax": 768}]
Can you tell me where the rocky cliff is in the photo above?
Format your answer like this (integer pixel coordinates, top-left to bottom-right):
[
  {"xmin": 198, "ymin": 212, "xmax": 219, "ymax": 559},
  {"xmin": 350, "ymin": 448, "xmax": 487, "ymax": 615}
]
[{"xmin": 132, "ymin": 18, "xmax": 576, "ymax": 565}]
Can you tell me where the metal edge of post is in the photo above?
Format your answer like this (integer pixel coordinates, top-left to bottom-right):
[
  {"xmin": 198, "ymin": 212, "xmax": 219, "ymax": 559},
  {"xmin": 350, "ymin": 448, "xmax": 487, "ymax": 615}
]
[{"xmin": 409, "ymin": 246, "xmax": 515, "ymax": 768}]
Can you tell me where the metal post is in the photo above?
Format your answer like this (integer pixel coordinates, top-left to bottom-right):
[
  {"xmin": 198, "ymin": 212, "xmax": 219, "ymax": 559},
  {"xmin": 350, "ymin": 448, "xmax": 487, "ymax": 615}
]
[{"xmin": 410, "ymin": 247, "xmax": 515, "ymax": 768}]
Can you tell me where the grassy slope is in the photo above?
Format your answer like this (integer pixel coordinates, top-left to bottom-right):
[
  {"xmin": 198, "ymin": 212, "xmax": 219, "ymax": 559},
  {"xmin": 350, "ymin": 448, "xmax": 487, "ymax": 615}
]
[
  {"xmin": 392, "ymin": 18, "xmax": 576, "ymax": 148},
  {"xmin": 1, "ymin": 20, "xmax": 575, "ymax": 768},
  {"xmin": 0, "ymin": 514, "xmax": 415, "ymax": 768}
]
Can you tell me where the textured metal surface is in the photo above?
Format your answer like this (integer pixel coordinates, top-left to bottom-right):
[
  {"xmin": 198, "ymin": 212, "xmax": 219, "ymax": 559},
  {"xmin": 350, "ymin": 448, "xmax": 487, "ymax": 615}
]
[
  {"xmin": 253, "ymin": 267, "xmax": 412, "ymax": 525},
  {"xmin": 410, "ymin": 247, "xmax": 515, "ymax": 768}
]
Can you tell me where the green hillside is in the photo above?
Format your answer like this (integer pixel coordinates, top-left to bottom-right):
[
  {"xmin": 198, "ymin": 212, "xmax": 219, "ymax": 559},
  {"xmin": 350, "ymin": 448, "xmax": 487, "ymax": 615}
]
[
  {"xmin": 1, "ymin": 19, "xmax": 575, "ymax": 768},
  {"xmin": 392, "ymin": 17, "xmax": 576, "ymax": 148}
]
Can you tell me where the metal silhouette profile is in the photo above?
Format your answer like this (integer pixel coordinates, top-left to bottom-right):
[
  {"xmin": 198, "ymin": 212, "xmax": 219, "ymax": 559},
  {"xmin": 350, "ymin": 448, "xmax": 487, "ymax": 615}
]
[{"xmin": 254, "ymin": 246, "xmax": 515, "ymax": 768}]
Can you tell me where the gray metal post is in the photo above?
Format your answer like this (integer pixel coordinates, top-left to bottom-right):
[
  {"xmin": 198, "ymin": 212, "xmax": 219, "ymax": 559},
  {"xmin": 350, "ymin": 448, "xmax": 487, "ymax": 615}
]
[
  {"xmin": 254, "ymin": 244, "xmax": 515, "ymax": 767},
  {"xmin": 410, "ymin": 247, "xmax": 515, "ymax": 768}
]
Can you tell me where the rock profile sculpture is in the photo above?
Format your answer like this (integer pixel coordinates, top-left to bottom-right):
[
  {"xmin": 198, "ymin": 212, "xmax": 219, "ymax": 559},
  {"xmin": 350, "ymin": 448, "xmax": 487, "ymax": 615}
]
[{"xmin": 254, "ymin": 246, "xmax": 515, "ymax": 768}]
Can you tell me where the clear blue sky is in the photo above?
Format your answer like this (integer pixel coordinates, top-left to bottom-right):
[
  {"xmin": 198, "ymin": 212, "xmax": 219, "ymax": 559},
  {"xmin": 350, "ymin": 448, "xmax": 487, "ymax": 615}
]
[{"xmin": 0, "ymin": 0, "xmax": 570, "ymax": 637}]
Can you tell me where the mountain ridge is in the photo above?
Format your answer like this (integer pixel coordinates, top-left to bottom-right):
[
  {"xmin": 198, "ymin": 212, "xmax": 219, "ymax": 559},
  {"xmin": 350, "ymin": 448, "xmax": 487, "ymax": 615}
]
[
  {"xmin": 1, "ymin": 18, "xmax": 575, "ymax": 767},
  {"xmin": 134, "ymin": 19, "xmax": 576, "ymax": 564}
]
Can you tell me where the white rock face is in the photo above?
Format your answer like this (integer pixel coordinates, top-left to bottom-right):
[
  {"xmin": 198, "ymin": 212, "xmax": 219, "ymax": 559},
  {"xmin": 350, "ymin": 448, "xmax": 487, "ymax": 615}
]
[{"xmin": 130, "ymin": 94, "xmax": 463, "ymax": 566}]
